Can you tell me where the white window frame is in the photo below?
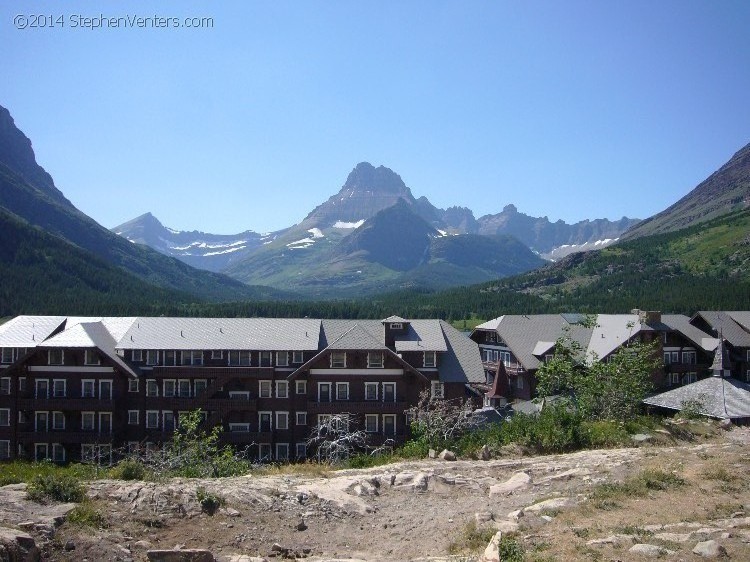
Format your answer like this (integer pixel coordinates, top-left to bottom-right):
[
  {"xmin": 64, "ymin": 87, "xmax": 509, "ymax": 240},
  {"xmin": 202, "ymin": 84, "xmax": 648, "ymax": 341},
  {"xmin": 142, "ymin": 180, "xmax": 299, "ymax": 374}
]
[
  {"xmin": 260, "ymin": 351, "xmax": 272, "ymax": 367},
  {"xmin": 516, "ymin": 376, "xmax": 524, "ymax": 390},
  {"xmin": 390, "ymin": 322, "xmax": 402, "ymax": 330},
  {"xmin": 182, "ymin": 350, "xmax": 203, "ymax": 366},
  {"xmin": 0, "ymin": 408, "xmax": 9, "ymax": 427},
  {"xmin": 99, "ymin": 379, "xmax": 113, "ymax": 400},
  {"xmin": 81, "ymin": 411, "xmax": 95, "ymax": 431},
  {"xmin": 318, "ymin": 382, "xmax": 332, "ymax": 402},
  {"xmin": 276, "ymin": 443, "xmax": 289, "ymax": 461},
  {"xmin": 145, "ymin": 410, "xmax": 159, "ymax": 429},
  {"xmin": 52, "ymin": 379, "xmax": 66, "ymax": 398},
  {"xmin": 0, "ymin": 377, "xmax": 10, "ymax": 395},
  {"xmin": 194, "ymin": 379, "xmax": 207, "ymax": 396},
  {"xmin": 258, "ymin": 411, "xmax": 273, "ymax": 432},
  {"xmin": 276, "ymin": 380, "xmax": 289, "ymax": 399},
  {"xmin": 81, "ymin": 379, "xmax": 95, "ymax": 398},
  {"xmin": 163, "ymin": 379, "xmax": 176, "ymax": 397},
  {"xmin": 368, "ymin": 352, "xmax": 384, "ymax": 368},
  {"xmin": 382, "ymin": 382, "xmax": 396, "ymax": 403},
  {"xmin": 424, "ymin": 351, "xmax": 437, "ymax": 368},
  {"xmin": 669, "ymin": 372, "xmax": 680, "ymax": 385},
  {"xmin": 162, "ymin": 411, "xmax": 175, "ymax": 432},
  {"xmin": 682, "ymin": 350, "xmax": 697, "ymax": 365},
  {"xmin": 431, "ymin": 381, "xmax": 445, "ymax": 399},
  {"xmin": 229, "ymin": 390, "xmax": 250, "ymax": 400},
  {"xmin": 229, "ymin": 422, "xmax": 250, "ymax": 433},
  {"xmin": 35, "ymin": 411, "xmax": 49, "ymax": 432},
  {"xmin": 145, "ymin": 350, "xmax": 159, "ymax": 366},
  {"xmin": 146, "ymin": 379, "xmax": 158, "ymax": 397},
  {"xmin": 258, "ymin": 443, "xmax": 272, "ymax": 462},
  {"xmin": 18, "ymin": 377, "xmax": 26, "ymax": 392},
  {"xmin": 132, "ymin": 349, "xmax": 143, "ymax": 362},
  {"xmin": 336, "ymin": 382, "xmax": 349, "ymax": 401},
  {"xmin": 382, "ymin": 414, "xmax": 396, "ymax": 436},
  {"xmin": 128, "ymin": 378, "xmax": 139, "ymax": 393},
  {"xmin": 48, "ymin": 349, "xmax": 64, "ymax": 365},
  {"xmin": 163, "ymin": 350, "xmax": 177, "ymax": 366},
  {"xmin": 178, "ymin": 379, "xmax": 191, "ymax": 398},
  {"xmin": 276, "ymin": 352, "xmax": 289, "ymax": 367},
  {"xmin": 84, "ymin": 349, "xmax": 101, "ymax": 366},
  {"xmin": 128, "ymin": 410, "xmax": 139, "ymax": 425},
  {"xmin": 365, "ymin": 382, "xmax": 379, "ymax": 401},
  {"xmin": 292, "ymin": 351, "xmax": 304, "ymax": 364},
  {"xmin": 51, "ymin": 443, "xmax": 65, "ymax": 463},
  {"xmin": 296, "ymin": 380, "xmax": 307, "ymax": 395},
  {"xmin": 52, "ymin": 411, "xmax": 65, "ymax": 430},
  {"xmin": 296, "ymin": 411, "xmax": 307, "ymax": 426},
  {"xmin": 1, "ymin": 348, "xmax": 14, "ymax": 364},
  {"xmin": 34, "ymin": 443, "xmax": 49, "ymax": 461},
  {"xmin": 295, "ymin": 442, "xmax": 307, "ymax": 459},
  {"xmin": 211, "ymin": 350, "xmax": 223, "ymax": 360},
  {"xmin": 365, "ymin": 414, "xmax": 378, "ymax": 433},
  {"xmin": 35, "ymin": 378, "xmax": 50, "ymax": 399},
  {"xmin": 663, "ymin": 352, "xmax": 672, "ymax": 365},
  {"xmin": 0, "ymin": 440, "xmax": 11, "ymax": 459},
  {"xmin": 259, "ymin": 380, "xmax": 272, "ymax": 398},
  {"xmin": 330, "ymin": 352, "xmax": 346, "ymax": 368},
  {"xmin": 228, "ymin": 350, "xmax": 251, "ymax": 366},
  {"xmin": 276, "ymin": 411, "xmax": 289, "ymax": 430},
  {"xmin": 99, "ymin": 412, "xmax": 112, "ymax": 434},
  {"xmin": 684, "ymin": 372, "xmax": 698, "ymax": 384}
]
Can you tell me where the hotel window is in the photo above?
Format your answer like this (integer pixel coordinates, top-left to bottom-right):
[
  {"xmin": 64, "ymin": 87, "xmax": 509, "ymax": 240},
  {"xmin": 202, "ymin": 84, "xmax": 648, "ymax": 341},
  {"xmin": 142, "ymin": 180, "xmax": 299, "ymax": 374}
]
[
  {"xmin": 36, "ymin": 379, "xmax": 50, "ymax": 399},
  {"xmin": 1, "ymin": 348, "xmax": 14, "ymax": 364},
  {"xmin": 684, "ymin": 372, "xmax": 697, "ymax": 384},
  {"xmin": 52, "ymin": 411, "xmax": 65, "ymax": 430},
  {"xmin": 669, "ymin": 373, "xmax": 680, "ymax": 386},
  {"xmin": 128, "ymin": 410, "xmax": 139, "ymax": 425},
  {"xmin": 276, "ymin": 411, "xmax": 289, "ymax": 430},
  {"xmin": 259, "ymin": 411, "xmax": 272, "ymax": 432},
  {"xmin": 382, "ymin": 382, "xmax": 396, "ymax": 403},
  {"xmin": 368, "ymin": 352, "xmax": 383, "ymax": 368},
  {"xmin": 48, "ymin": 349, "xmax": 63, "ymax": 365},
  {"xmin": 276, "ymin": 352, "xmax": 289, "ymax": 367},
  {"xmin": 35, "ymin": 411, "xmax": 49, "ymax": 432},
  {"xmin": 229, "ymin": 391, "xmax": 250, "ymax": 400},
  {"xmin": 128, "ymin": 379, "xmax": 139, "ymax": 393},
  {"xmin": 228, "ymin": 351, "xmax": 251, "ymax": 366},
  {"xmin": 276, "ymin": 380, "xmax": 289, "ymax": 398},
  {"xmin": 424, "ymin": 351, "xmax": 437, "ymax": 368},
  {"xmin": 164, "ymin": 350, "xmax": 177, "ymax": 366},
  {"xmin": 258, "ymin": 443, "xmax": 272, "ymax": 462},
  {"xmin": 365, "ymin": 414, "xmax": 378, "ymax": 433},
  {"xmin": 663, "ymin": 352, "xmax": 672, "ymax": 365},
  {"xmin": 0, "ymin": 409, "xmax": 9, "ymax": 427},
  {"xmin": 670, "ymin": 351, "xmax": 679, "ymax": 363},
  {"xmin": 336, "ymin": 382, "xmax": 349, "ymax": 401},
  {"xmin": 163, "ymin": 380, "xmax": 176, "ymax": 397},
  {"xmin": 296, "ymin": 380, "xmax": 307, "ymax": 394},
  {"xmin": 0, "ymin": 440, "xmax": 9, "ymax": 459},
  {"xmin": 318, "ymin": 382, "xmax": 332, "ymax": 402},
  {"xmin": 99, "ymin": 380, "xmax": 112, "ymax": 400},
  {"xmin": 145, "ymin": 350, "xmax": 159, "ymax": 366},
  {"xmin": 382, "ymin": 414, "xmax": 396, "ymax": 436},
  {"xmin": 18, "ymin": 411, "xmax": 27, "ymax": 424},
  {"xmin": 81, "ymin": 444, "xmax": 96, "ymax": 462},
  {"xmin": 229, "ymin": 423, "xmax": 250, "ymax": 433},
  {"xmin": 178, "ymin": 379, "xmax": 191, "ymax": 398},
  {"xmin": 52, "ymin": 444, "xmax": 65, "ymax": 463},
  {"xmin": 211, "ymin": 350, "xmax": 223, "ymax": 360},
  {"xmin": 296, "ymin": 411, "xmax": 307, "ymax": 426},
  {"xmin": 81, "ymin": 412, "xmax": 95, "ymax": 431},
  {"xmin": 293, "ymin": 351, "xmax": 304, "ymax": 364},
  {"xmin": 35, "ymin": 444, "xmax": 49, "ymax": 462},
  {"xmin": 146, "ymin": 379, "xmax": 158, "ymax": 397},
  {"xmin": 276, "ymin": 443, "xmax": 289, "ymax": 461},
  {"xmin": 18, "ymin": 377, "xmax": 26, "ymax": 392},
  {"xmin": 81, "ymin": 379, "xmax": 95, "ymax": 398},
  {"xmin": 431, "ymin": 381, "xmax": 444, "ymax": 399},
  {"xmin": 194, "ymin": 379, "xmax": 207, "ymax": 396},
  {"xmin": 390, "ymin": 323, "xmax": 402, "ymax": 330},
  {"xmin": 516, "ymin": 377, "xmax": 524, "ymax": 390},
  {"xmin": 365, "ymin": 382, "xmax": 378, "ymax": 401},
  {"xmin": 0, "ymin": 377, "xmax": 11, "ymax": 395},
  {"xmin": 330, "ymin": 352, "xmax": 346, "ymax": 368},
  {"xmin": 184, "ymin": 351, "xmax": 203, "ymax": 366},
  {"xmin": 259, "ymin": 380, "xmax": 272, "ymax": 398},
  {"xmin": 54, "ymin": 378, "xmax": 67, "ymax": 397},
  {"xmin": 146, "ymin": 411, "xmax": 159, "ymax": 428},
  {"xmin": 85, "ymin": 349, "xmax": 101, "ymax": 366},
  {"xmin": 132, "ymin": 350, "xmax": 143, "ymax": 362},
  {"xmin": 99, "ymin": 412, "xmax": 112, "ymax": 434},
  {"xmin": 295, "ymin": 443, "xmax": 307, "ymax": 459},
  {"xmin": 682, "ymin": 351, "xmax": 697, "ymax": 365},
  {"xmin": 163, "ymin": 411, "xmax": 175, "ymax": 432},
  {"xmin": 260, "ymin": 351, "xmax": 272, "ymax": 367}
]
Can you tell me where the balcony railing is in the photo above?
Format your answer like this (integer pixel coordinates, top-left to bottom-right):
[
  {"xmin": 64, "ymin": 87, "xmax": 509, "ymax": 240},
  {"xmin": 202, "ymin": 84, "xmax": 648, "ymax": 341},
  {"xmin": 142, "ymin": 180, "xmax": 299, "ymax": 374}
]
[
  {"xmin": 482, "ymin": 361, "xmax": 526, "ymax": 374},
  {"xmin": 307, "ymin": 400, "xmax": 407, "ymax": 414},
  {"xmin": 150, "ymin": 366, "xmax": 275, "ymax": 377}
]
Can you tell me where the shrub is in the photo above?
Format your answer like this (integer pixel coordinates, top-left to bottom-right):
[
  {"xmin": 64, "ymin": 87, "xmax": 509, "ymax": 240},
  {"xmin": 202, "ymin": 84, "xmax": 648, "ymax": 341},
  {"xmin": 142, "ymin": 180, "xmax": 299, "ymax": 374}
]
[
  {"xmin": 196, "ymin": 486, "xmax": 225, "ymax": 514},
  {"xmin": 497, "ymin": 534, "xmax": 525, "ymax": 562},
  {"xmin": 27, "ymin": 473, "xmax": 86, "ymax": 503},
  {"xmin": 67, "ymin": 501, "xmax": 107, "ymax": 528},
  {"xmin": 447, "ymin": 520, "xmax": 496, "ymax": 554},
  {"xmin": 580, "ymin": 420, "xmax": 629, "ymax": 448},
  {"xmin": 110, "ymin": 459, "xmax": 148, "ymax": 481}
]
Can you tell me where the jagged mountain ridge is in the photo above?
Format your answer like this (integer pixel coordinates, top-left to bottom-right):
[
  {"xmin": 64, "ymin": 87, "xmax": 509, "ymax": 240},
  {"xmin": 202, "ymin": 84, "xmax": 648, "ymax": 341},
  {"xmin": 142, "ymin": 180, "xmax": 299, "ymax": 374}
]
[
  {"xmin": 623, "ymin": 142, "xmax": 750, "ymax": 240},
  {"xmin": 0, "ymin": 104, "xmax": 273, "ymax": 302}
]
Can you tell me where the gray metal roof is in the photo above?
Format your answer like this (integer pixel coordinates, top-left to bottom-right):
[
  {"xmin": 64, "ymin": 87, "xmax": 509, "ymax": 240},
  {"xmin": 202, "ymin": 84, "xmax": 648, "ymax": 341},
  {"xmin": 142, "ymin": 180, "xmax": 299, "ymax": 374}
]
[
  {"xmin": 382, "ymin": 315, "xmax": 408, "ymax": 323},
  {"xmin": 694, "ymin": 312, "xmax": 750, "ymax": 348},
  {"xmin": 117, "ymin": 317, "xmax": 322, "ymax": 351},
  {"xmin": 661, "ymin": 314, "xmax": 719, "ymax": 352},
  {"xmin": 438, "ymin": 320, "xmax": 485, "ymax": 384},
  {"xmin": 643, "ymin": 376, "xmax": 750, "ymax": 420},
  {"xmin": 587, "ymin": 314, "xmax": 641, "ymax": 362},
  {"xmin": 0, "ymin": 316, "xmax": 67, "ymax": 347},
  {"xmin": 326, "ymin": 324, "xmax": 389, "ymax": 351},
  {"xmin": 394, "ymin": 320, "xmax": 448, "ymax": 352},
  {"xmin": 727, "ymin": 312, "xmax": 750, "ymax": 338}
]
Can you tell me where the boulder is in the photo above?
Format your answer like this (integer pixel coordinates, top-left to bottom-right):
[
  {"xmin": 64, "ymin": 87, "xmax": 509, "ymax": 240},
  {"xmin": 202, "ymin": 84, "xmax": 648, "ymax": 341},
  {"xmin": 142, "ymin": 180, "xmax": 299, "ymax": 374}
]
[
  {"xmin": 438, "ymin": 449, "xmax": 457, "ymax": 461},
  {"xmin": 692, "ymin": 540, "xmax": 727, "ymax": 558},
  {"xmin": 0, "ymin": 526, "xmax": 40, "ymax": 562},
  {"xmin": 480, "ymin": 531, "xmax": 503, "ymax": 562},
  {"xmin": 479, "ymin": 445, "xmax": 491, "ymax": 461},
  {"xmin": 474, "ymin": 512, "xmax": 493, "ymax": 524},
  {"xmin": 524, "ymin": 496, "xmax": 576, "ymax": 513},
  {"xmin": 428, "ymin": 449, "xmax": 437, "ymax": 459},
  {"xmin": 392, "ymin": 472, "xmax": 429, "ymax": 492},
  {"xmin": 493, "ymin": 520, "xmax": 519, "ymax": 533},
  {"xmin": 586, "ymin": 534, "xmax": 635, "ymax": 547},
  {"xmin": 628, "ymin": 543, "xmax": 674, "ymax": 557},
  {"xmin": 489, "ymin": 472, "xmax": 531, "ymax": 497},
  {"xmin": 147, "ymin": 549, "xmax": 215, "ymax": 562}
]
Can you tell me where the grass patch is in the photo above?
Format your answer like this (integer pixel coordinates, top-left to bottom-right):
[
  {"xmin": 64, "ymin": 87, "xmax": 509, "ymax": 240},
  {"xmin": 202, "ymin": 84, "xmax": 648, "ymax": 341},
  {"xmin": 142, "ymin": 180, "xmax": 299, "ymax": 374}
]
[
  {"xmin": 706, "ymin": 502, "xmax": 745, "ymax": 519},
  {"xmin": 67, "ymin": 501, "xmax": 108, "ymax": 528},
  {"xmin": 196, "ymin": 487, "xmax": 225, "ymax": 514},
  {"xmin": 0, "ymin": 460, "xmax": 98, "ymax": 486},
  {"xmin": 446, "ymin": 520, "xmax": 497, "ymax": 555},
  {"xmin": 701, "ymin": 465, "xmax": 738, "ymax": 483},
  {"xmin": 590, "ymin": 469, "xmax": 685, "ymax": 510},
  {"xmin": 254, "ymin": 461, "xmax": 332, "ymax": 478},
  {"xmin": 497, "ymin": 533, "xmax": 525, "ymax": 562},
  {"xmin": 27, "ymin": 473, "xmax": 86, "ymax": 503}
]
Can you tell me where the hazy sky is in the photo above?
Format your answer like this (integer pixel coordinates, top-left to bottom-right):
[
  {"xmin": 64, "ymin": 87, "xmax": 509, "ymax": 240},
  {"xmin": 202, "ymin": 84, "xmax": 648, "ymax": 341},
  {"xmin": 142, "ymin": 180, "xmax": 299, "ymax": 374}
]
[{"xmin": 2, "ymin": 1, "xmax": 749, "ymax": 234}]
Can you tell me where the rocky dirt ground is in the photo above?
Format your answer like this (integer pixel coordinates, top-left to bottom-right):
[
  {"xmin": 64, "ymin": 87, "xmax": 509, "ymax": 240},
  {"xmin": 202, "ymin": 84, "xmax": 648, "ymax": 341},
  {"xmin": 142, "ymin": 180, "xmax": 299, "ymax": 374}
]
[{"xmin": 1, "ymin": 421, "xmax": 749, "ymax": 561}]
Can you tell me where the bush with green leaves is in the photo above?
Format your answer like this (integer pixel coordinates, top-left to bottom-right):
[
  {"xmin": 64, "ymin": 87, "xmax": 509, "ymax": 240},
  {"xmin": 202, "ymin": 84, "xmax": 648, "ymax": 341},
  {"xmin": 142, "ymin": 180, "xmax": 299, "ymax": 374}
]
[
  {"xmin": 196, "ymin": 486, "xmax": 225, "ymax": 514},
  {"xmin": 27, "ymin": 473, "xmax": 86, "ymax": 503}
]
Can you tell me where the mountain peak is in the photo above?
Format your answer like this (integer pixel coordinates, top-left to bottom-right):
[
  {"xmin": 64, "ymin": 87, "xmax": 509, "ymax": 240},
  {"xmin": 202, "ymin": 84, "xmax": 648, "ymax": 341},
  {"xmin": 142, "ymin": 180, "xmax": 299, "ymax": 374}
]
[
  {"xmin": 503, "ymin": 204, "xmax": 518, "ymax": 213},
  {"xmin": 342, "ymin": 162, "xmax": 409, "ymax": 195}
]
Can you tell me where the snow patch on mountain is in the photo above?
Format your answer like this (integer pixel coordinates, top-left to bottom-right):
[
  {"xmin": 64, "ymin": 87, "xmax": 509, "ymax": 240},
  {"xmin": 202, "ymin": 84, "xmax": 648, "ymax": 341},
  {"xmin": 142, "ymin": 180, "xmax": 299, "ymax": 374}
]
[
  {"xmin": 333, "ymin": 220, "xmax": 365, "ymax": 229},
  {"xmin": 308, "ymin": 228, "xmax": 324, "ymax": 239},
  {"xmin": 203, "ymin": 245, "xmax": 247, "ymax": 256}
]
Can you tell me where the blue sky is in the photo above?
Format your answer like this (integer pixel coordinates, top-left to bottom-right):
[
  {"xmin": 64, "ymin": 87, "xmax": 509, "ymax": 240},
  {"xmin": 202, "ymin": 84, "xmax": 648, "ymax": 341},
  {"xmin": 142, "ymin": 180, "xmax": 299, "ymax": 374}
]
[{"xmin": 2, "ymin": 1, "xmax": 749, "ymax": 234}]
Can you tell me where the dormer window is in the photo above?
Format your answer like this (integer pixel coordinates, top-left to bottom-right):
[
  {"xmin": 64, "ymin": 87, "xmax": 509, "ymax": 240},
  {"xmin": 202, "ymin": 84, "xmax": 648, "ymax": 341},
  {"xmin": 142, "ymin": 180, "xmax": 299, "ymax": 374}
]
[
  {"xmin": 1, "ymin": 348, "xmax": 14, "ymax": 364},
  {"xmin": 145, "ymin": 350, "xmax": 158, "ymax": 366},
  {"xmin": 368, "ymin": 352, "xmax": 383, "ymax": 368},
  {"xmin": 132, "ymin": 350, "xmax": 143, "ymax": 362},
  {"xmin": 390, "ymin": 323, "xmax": 403, "ymax": 330},
  {"xmin": 84, "ymin": 350, "xmax": 101, "ymax": 366},
  {"xmin": 423, "ymin": 351, "xmax": 436, "ymax": 368},
  {"xmin": 48, "ymin": 350, "xmax": 64, "ymax": 365},
  {"xmin": 330, "ymin": 352, "xmax": 346, "ymax": 368}
]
